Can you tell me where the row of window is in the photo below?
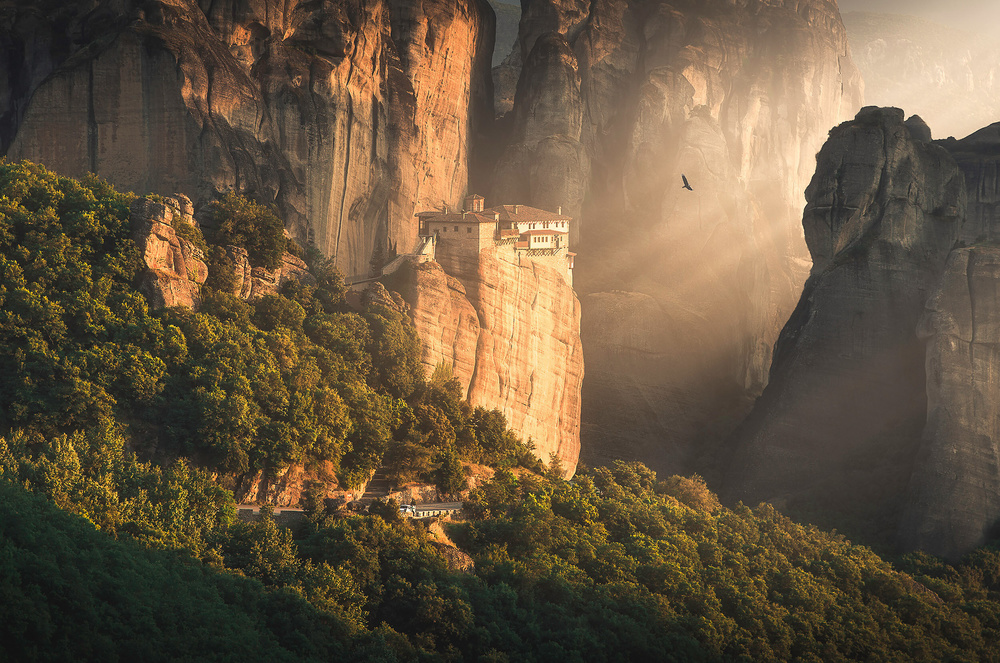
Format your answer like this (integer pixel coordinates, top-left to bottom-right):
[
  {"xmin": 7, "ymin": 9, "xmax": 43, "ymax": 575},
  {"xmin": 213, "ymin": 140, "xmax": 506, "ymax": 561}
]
[
  {"xmin": 433, "ymin": 225, "xmax": 475, "ymax": 234},
  {"xmin": 525, "ymin": 221, "xmax": 567, "ymax": 230}
]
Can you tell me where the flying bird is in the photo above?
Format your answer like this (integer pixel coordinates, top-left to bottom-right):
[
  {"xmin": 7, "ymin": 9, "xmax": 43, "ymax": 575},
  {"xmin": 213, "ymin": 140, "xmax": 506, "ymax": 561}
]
[{"xmin": 681, "ymin": 174, "xmax": 693, "ymax": 191}]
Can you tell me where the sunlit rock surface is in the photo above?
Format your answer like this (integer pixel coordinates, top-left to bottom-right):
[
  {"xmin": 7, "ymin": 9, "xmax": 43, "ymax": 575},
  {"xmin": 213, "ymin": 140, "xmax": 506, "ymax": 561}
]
[
  {"xmin": 492, "ymin": 0, "xmax": 863, "ymax": 477},
  {"xmin": 724, "ymin": 107, "xmax": 966, "ymax": 549},
  {"xmin": 131, "ymin": 196, "xmax": 209, "ymax": 310},
  {"xmin": 0, "ymin": 0, "xmax": 495, "ymax": 279},
  {"xmin": 843, "ymin": 12, "xmax": 1000, "ymax": 141},
  {"xmin": 225, "ymin": 247, "xmax": 316, "ymax": 301},
  {"xmin": 393, "ymin": 252, "xmax": 584, "ymax": 474}
]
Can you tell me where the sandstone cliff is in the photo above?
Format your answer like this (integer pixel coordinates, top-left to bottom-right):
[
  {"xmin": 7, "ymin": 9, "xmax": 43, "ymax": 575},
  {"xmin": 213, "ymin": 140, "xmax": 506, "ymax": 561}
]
[
  {"xmin": 393, "ymin": 250, "xmax": 583, "ymax": 474},
  {"xmin": 491, "ymin": 0, "xmax": 863, "ymax": 477},
  {"xmin": 0, "ymin": 0, "xmax": 495, "ymax": 279},
  {"xmin": 724, "ymin": 107, "xmax": 966, "ymax": 548}
]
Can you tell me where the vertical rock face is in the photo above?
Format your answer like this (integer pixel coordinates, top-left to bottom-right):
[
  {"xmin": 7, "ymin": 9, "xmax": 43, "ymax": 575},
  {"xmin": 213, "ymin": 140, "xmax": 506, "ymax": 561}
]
[
  {"xmin": 724, "ymin": 107, "xmax": 966, "ymax": 548},
  {"xmin": 492, "ymin": 0, "xmax": 863, "ymax": 477},
  {"xmin": 902, "ymin": 248, "xmax": 1000, "ymax": 558},
  {"xmin": 0, "ymin": 0, "xmax": 495, "ymax": 279},
  {"xmin": 898, "ymin": 126, "xmax": 1000, "ymax": 559},
  {"xmin": 394, "ymin": 249, "xmax": 584, "ymax": 474}
]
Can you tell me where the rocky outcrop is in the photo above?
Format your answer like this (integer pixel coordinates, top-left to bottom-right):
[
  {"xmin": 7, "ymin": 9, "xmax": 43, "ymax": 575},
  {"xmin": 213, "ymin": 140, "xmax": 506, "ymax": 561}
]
[
  {"xmin": 724, "ymin": 107, "xmax": 966, "ymax": 548},
  {"xmin": 492, "ymin": 0, "xmax": 863, "ymax": 477},
  {"xmin": 940, "ymin": 123, "xmax": 1000, "ymax": 245},
  {"xmin": 131, "ymin": 195, "xmax": 209, "ymax": 309},
  {"xmin": 843, "ymin": 12, "xmax": 1000, "ymax": 141},
  {"xmin": 226, "ymin": 247, "xmax": 316, "ymax": 301},
  {"xmin": 393, "ymin": 250, "xmax": 583, "ymax": 474},
  {"xmin": 0, "ymin": 0, "xmax": 496, "ymax": 279}
]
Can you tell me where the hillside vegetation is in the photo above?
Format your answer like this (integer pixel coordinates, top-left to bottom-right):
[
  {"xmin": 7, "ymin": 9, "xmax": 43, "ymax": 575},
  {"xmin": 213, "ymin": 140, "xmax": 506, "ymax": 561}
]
[{"xmin": 0, "ymin": 161, "xmax": 998, "ymax": 661}]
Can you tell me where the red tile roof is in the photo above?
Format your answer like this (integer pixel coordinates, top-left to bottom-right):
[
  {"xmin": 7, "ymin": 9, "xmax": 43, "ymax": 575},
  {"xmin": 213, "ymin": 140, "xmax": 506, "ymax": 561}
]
[{"xmin": 489, "ymin": 205, "xmax": 570, "ymax": 223}]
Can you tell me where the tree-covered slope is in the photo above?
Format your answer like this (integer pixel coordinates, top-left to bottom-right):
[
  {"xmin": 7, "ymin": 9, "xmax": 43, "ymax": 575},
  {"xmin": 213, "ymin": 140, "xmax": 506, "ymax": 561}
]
[
  {"xmin": 0, "ymin": 160, "xmax": 534, "ymax": 495},
  {"xmin": 0, "ymin": 161, "xmax": 998, "ymax": 661},
  {"xmin": 0, "ymin": 478, "xmax": 400, "ymax": 662}
]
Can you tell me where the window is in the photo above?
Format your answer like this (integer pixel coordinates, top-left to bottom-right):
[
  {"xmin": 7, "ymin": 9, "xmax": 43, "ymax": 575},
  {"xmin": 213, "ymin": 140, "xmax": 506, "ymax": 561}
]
[
  {"xmin": 454, "ymin": 226, "xmax": 459, "ymax": 232},
  {"xmin": 467, "ymin": 227, "xmax": 472, "ymax": 234}
]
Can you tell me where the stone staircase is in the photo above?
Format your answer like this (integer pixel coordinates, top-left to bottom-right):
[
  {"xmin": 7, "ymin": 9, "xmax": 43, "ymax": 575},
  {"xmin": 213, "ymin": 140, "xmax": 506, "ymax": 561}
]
[{"xmin": 358, "ymin": 468, "xmax": 393, "ymax": 506}]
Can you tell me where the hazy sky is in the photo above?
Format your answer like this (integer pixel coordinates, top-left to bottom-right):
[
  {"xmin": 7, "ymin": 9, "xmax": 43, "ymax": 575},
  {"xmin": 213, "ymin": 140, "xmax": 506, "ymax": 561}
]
[
  {"xmin": 494, "ymin": 0, "xmax": 1000, "ymax": 36},
  {"xmin": 837, "ymin": 0, "xmax": 1000, "ymax": 34}
]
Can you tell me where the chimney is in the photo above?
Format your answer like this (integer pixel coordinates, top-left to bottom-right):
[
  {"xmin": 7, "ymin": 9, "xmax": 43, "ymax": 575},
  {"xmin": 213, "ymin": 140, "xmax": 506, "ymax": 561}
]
[
  {"xmin": 557, "ymin": 206, "xmax": 562, "ymax": 215},
  {"xmin": 514, "ymin": 205, "xmax": 519, "ymax": 214}
]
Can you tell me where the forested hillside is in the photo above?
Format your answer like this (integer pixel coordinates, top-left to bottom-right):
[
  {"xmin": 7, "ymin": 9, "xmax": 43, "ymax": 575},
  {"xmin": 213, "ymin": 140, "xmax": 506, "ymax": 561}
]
[{"xmin": 1, "ymin": 162, "xmax": 999, "ymax": 661}]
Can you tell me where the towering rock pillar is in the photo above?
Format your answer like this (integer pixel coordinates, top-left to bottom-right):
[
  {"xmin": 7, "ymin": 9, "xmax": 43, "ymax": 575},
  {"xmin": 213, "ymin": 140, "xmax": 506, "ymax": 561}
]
[
  {"xmin": 724, "ymin": 108, "xmax": 965, "ymax": 547},
  {"xmin": 491, "ymin": 0, "xmax": 863, "ymax": 476}
]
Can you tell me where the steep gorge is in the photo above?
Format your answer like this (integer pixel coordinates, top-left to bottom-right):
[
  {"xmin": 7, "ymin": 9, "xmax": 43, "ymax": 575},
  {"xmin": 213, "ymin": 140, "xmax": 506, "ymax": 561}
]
[{"xmin": 491, "ymin": 0, "xmax": 863, "ymax": 477}]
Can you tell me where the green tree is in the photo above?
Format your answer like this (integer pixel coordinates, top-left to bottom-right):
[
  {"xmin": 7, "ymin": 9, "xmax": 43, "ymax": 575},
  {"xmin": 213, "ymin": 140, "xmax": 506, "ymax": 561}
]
[{"xmin": 209, "ymin": 192, "xmax": 286, "ymax": 270}]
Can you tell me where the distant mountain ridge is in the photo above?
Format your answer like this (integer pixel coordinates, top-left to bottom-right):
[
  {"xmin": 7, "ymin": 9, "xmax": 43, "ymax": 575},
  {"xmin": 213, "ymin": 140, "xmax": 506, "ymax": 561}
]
[{"xmin": 843, "ymin": 11, "xmax": 1000, "ymax": 139}]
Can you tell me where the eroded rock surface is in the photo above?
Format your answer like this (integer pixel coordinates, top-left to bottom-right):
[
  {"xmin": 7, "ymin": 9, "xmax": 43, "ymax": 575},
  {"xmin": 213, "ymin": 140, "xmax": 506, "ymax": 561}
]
[
  {"xmin": 492, "ymin": 0, "xmax": 863, "ymax": 476},
  {"xmin": 226, "ymin": 247, "xmax": 316, "ymax": 301},
  {"xmin": 724, "ymin": 107, "xmax": 966, "ymax": 548},
  {"xmin": 0, "ymin": 0, "xmax": 495, "ymax": 279},
  {"xmin": 394, "ymin": 250, "xmax": 583, "ymax": 474},
  {"xmin": 131, "ymin": 196, "xmax": 209, "ymax": 309}
]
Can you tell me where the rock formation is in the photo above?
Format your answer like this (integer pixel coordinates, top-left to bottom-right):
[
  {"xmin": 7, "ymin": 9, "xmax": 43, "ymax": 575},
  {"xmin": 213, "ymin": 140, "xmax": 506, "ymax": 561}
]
[
  {"xmin": 131, "ymin": 195, "xmax": 209, "ymax": 309},
  {"xmin": 225, "ymin": 247, "xmax": 316, "ymax": 301},
  {"xmin": 724, "ymin": 107, "xmax": 966, "ymax": 549},
  {"xmin": 131, "ymin": 192, "xmax": 316, "ymax": 308},
  {"xmin": 901, "ymin": 248, "xmax": 1000, "ymax": 558},
  {"xmin": 491, "ymin": 0, "xmax": 863, "ymax": 477},
  {"xmin": 896, "ymin": 125, "xmax": 1000, "ymax": 559},
  {"xmin": 392, "ymin": 249, "xmax": 583, "ymax": 474},
  {"xmin": 0, "ymin": 0, "xmax": 496, "ymax": 279},
  {"xmin": 843, "ymin": 12, "xmax": 1000, "ymax": 141}
]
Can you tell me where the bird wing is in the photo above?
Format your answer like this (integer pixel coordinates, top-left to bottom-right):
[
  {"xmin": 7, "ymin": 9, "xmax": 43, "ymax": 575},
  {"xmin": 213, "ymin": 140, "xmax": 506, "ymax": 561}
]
[{"xmin": 682, "ymin": 174, "xmax": 689, "ymax": 186}]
